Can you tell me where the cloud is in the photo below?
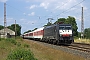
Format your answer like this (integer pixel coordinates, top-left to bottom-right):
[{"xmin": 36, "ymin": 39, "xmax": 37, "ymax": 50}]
[
  {"xmin": 25, "ymin": 0, "xmax": 44, "ymax": 2},
  {"xmin": 20, "ymin": 18, "xmax": 37, "ymax": 25},
  {"xmin": 0, "ymin": 17, "xmax": 3, "ymax": 25},
  {"xmin": 7, "ymin": 18, "xmax": 14, "ymax": 23},
  {"xmin": 30, "ymin": 5, "xmax": 37, "ymax": 9},
  {"xmin": 40, "ymin": 2, "xmax": 49, "ymax": 9},
  {"xmin": 27, "ymin": 0, "xmax": 86, "ymax": 11},
  {"xmin": 20, "ymin": 18, "xmax": 26, "ymax": 21},
  {"xmin": 0, "ymin": 0, "xmax": 8, "ymax": 2},
  {"xmin": 54, "ymin": 0, "xmax": 78, "ymax": 10},
  {"xmin": 27, "ymin": 20, "xmax": 37, "ymax": 25},
  {"xmin": 28, "ymin": 12, "xmax": 35, "ymax": 16},
  {"xmin": 23, "ymin": 13, "xmax": 26, "ymax": 15},
  {"xmin": 0, "ymin": 17, "xmax": 15, "ymax": 26},
  {"xmin": 19, "ymin": 18, "xmax": 38, "ymax": 33}
]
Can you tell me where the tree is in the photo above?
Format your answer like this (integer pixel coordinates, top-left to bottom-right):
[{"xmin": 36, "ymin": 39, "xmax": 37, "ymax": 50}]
[
  {"xmin": 65, "ymin": 16, "xmax": 78, "ymax": 36},
  {"xmin": 32, "ymin": 28, "xmax": 38, "ymax": 31},
  {"xmin": 24, "ymin": 30, "xmax": 32, "ymax": 34},
  {"xmin": 0, "ymin": 25, "xmax": 4, "ymax": 30},
  {"xmin": 78, "ymin": 32, "xmax": 81, "ymax": 38},
  {"xmin": 84, "ymin": 28, "xmax": 90, "ymax": 39},
  {"xmin": 54, "ymin": 18, "xmax": 66, "ymax": 24},
  {"xmin": 23, "ymin": 28, "xmax": 38, "ymax": 34},
  {"xmin": 44, "ymin": 22, "xmax": 52, "ymax": 27},
  {"xmin": 54, "ymin": 16, "xmax": 78, "ymax": 37},
  {"xmin": 7, "ymin": 24, "xmax": 21, "ymax": 36}
]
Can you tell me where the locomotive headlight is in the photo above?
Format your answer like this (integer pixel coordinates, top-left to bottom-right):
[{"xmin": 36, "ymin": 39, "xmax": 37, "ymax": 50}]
[{"xmin": 60, "ymin": 34, "xmax": 62, "ymax": 36}]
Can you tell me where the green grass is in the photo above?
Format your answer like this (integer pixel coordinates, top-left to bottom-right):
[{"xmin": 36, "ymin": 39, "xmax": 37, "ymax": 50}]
[
  {"xmin": 0, "ymin": 38, "xmax": 36, "ymax": 60},
  {"xmin": 0, "ymin": 38, "xmax": 16, "ymax": 60}
]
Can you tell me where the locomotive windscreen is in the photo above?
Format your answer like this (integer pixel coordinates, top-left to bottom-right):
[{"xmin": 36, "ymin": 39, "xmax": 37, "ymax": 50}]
[{"xmin": 59, "ymin": 25, "xmax": 72, "ymax": 30}]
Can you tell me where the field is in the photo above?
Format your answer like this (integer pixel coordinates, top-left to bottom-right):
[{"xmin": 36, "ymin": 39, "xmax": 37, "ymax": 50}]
[
  {"xmin": 0, "ymin": 38, "xmax": 87, "ymax": 60},
  {"xmin": 74, "ymin": 38, "xmax": 90, "ymax": 44}
]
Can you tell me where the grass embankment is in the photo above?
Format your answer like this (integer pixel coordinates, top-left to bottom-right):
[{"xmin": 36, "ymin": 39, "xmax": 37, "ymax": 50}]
[
  {"xmin": 0, "ymin": 37, "xmax": 88, "ymax": 60},
  {"xmin": 75, "ymin": 39, "xmax": 90, "ymax": 44},
  {"xmin": 0, "ymin": 38, "xmax": 36, "ymax": 60},
  {"xmin": 24, "ymin": 39, "xmax": 86, "ymax": 60}
]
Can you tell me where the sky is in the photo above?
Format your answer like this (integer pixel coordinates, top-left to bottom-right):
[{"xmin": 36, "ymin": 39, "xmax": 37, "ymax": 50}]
[{"xmin": 0, "ymin": 0, "xmax": 90, "ymax": 34}]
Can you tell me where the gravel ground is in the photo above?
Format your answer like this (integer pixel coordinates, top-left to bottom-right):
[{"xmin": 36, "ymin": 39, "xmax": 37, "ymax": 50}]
[{"xmin": 36, "ymin": 41, "xmax": 90, "ymax": 60}]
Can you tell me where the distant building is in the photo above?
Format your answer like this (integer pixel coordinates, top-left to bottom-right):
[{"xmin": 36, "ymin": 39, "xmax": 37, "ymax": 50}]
[{"xmin": 0, "ymin": 28, "xmax": 15, "ymax": 38}]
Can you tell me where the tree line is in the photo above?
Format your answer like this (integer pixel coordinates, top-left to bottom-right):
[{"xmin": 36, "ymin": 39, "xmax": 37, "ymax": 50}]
[
  {"xmin": 0, "ymin": 16, "xmax": 90, "ymax": 39},
  {"xmin": 24, "ymin": 16, "xmax": 90, "ymax": 39}
]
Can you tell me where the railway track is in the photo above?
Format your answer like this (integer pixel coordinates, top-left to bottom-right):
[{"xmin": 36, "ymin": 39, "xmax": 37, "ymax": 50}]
[
  {"xmin": 29, "ymin": 39, "xmax": 90, "ymax": 53},
  {"xmin": 38, "ymin": 40, "xmax": 90, "ymax": 53},
  {"xmin": 66, "ymin": 43, "xmax": 90, "ymax": 53},
  {"xmin": 25, "ymin": 39, "xmax": 90, "ymax": 59},
  {"xmin": 27, "ymin": 39, "xmax": 90, "ymax": 53},
  {"xmin": 73, "ymin": 42, "xmax": 90, "ymax": 46}
]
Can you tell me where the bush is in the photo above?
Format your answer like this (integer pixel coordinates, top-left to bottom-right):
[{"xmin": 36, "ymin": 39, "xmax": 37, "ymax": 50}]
[
  {"xmin": 6, "ymin": 38, "xmax": 17, "ymax": 45},
  {"xmin": 74, "ymin": 36, "xmax": 78, "ymax": 39},
  {"xmin": 0, "ymin": 38, "xmax": 5, "ymax": 41},
  {"xmin": 16, "ymin": 42, "xmax": 21, "ymax": 47},
  {"xmin": 7, "ymin": 48, "xmax": 37, "ymax": 60},
  {"xmin": 24, "ymin": 44, "xmax": 30, "ymax": 48},
  {"xmin": 0, "ymin": 38, "xmax": 1, "ymax": 41}
]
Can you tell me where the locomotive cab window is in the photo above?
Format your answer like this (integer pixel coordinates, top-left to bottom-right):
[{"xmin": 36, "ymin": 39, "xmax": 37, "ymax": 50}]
[
  {"xmin": 65, "ymin": 26, "xmax": 72, "ymax": 30},
  {"xmin": 59, "ymin": 26, "xmax": 65, "ymax": 30},
  {"xmin": 59, "ymin": 26, "xmax": 71, "ymax": 30}
]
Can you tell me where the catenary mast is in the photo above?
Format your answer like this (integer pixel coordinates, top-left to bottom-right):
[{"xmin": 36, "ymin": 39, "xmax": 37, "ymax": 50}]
[
  {"xmin": 4, "ymin": 3, "xmax": 7, "ymax": 38},
  {"xmin": 81, "ymin": 7, "xmax": 84, "ymax": 38}
]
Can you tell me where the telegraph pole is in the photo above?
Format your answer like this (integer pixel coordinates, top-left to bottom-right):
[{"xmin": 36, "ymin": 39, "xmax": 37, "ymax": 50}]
[
  {"xmin": 81, "ymin": 7, "xmax": 84, "ymax": 39},
  {"xmin": 15, "ymin": 20, "xmax": 16, "ymax": 39},
  {"xmin": 4, "ymin": 3, "xmax": 7, "ymax": 38}
]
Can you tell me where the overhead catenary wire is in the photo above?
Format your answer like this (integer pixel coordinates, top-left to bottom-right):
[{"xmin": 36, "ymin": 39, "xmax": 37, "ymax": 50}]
[
  {"xmin": 45, "ymin": 0, "xmax": 69, "ymax": 17},
  {"xmin": 55, "ymin": 0, "xmax": 85, "ymax": 17},
  {"xmin": 44, "ymin": 0, "xmax": 85, "ymax": 24},
  {"xmin": 6, "ymin": 0, "xmax": 71, "ymax": 20},
  {"xmin": 83, "ymin": 7, "xmax": 90, "ymax": 18},
  {"xmin": 6, "ymin": 0, "xmax": 85, "ymax": 20},
  {"xmin": 6, "ymin": 3, "xmax": 44, "ymax": 20},
  {"xmin": 6, "ymin": 3, "xmax": 25, "ymax": 14},
  {"xmin": 38, "ymin": 0, "xmax": 86, "ymax": 21}
]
